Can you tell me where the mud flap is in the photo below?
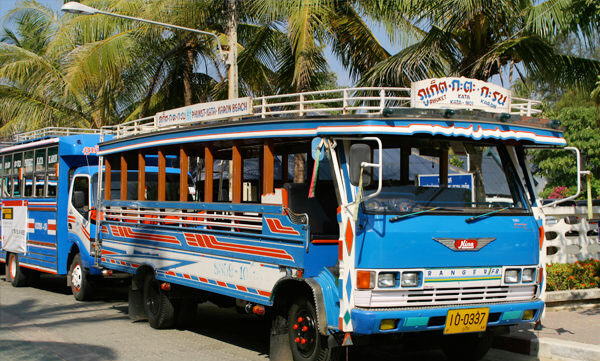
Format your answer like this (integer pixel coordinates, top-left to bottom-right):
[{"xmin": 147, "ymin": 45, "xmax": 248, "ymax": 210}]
[
  {"xmin": 269, "ymin": 312, "xmax": 292, "ymax": 361},
  {"xmin": 128, "ymin": 279, "xmax": 147, "ymax": 321}
]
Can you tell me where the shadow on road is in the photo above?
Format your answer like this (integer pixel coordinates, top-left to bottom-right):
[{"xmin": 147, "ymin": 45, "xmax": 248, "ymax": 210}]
[{"xmin": 0, "ymin": 339, "xmax": 117, "ymax": 361}]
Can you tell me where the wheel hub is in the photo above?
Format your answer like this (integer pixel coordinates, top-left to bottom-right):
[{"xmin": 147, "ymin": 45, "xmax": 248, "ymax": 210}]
[
  {"xmin": 292, "ymin": 313, "xmax": 317, "ymax": 356},
  {"xmin": 9, "ymin": 256, "xmax": 16, "ymax": 279},
  {"xmin": 71, "ymin": 264, "xmax": 82, "ymax": 291}
]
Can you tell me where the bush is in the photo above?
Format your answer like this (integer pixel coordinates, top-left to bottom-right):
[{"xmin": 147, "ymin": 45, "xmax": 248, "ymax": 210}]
[{"xmin": 546, "ymin": 259, "xmax": 600, "ymax": 291}]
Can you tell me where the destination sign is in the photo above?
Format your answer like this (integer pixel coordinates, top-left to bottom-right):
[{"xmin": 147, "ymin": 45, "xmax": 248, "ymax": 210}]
[
  {"xmin": 155, "ymin": 97, "xmax": 253, "ymax": 128},
  {"xmin": 410, "ymin": 77, "xmax": 511, "ymax": 113}
]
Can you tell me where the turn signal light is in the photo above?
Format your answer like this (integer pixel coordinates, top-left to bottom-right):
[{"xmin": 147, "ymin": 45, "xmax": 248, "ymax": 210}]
[
  {"xmin": 357, "ymin": 271, "xmax": 375, "ymax": 289},
  {"xmin": 522, "ymin": 309, "xmax": 536, "ymax": 320},
  {"xmin": 160, "ymin": 282, "xmax": 171, "ymax": 291},
  {"xmin": 380, "ymin": 319, "xmax": 398, "ymax": 330}
]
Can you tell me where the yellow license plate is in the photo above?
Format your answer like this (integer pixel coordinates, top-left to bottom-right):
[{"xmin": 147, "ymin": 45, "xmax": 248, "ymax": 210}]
[{"xmin": 444, "ymin": 308, "xmax": 489, "ymax": 334}]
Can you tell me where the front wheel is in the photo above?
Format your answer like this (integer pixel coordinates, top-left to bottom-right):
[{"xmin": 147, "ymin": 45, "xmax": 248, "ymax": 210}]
[
  {"xmin": 70, "ymin": 253, "xmax": 92, "ymax": 301},
  {"xmin": 6, "ymin": 253, "xmax": 28, "ymax": 287},
  {"xmin": 287, "ymin": 296, "xmax": 338, "ymax": 361},
  {"xmin": 441, "ymin": 332, "xmax": 494, "ymax": 361}
]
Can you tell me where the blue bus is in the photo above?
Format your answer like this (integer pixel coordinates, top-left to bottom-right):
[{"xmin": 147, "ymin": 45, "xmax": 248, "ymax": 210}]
[
  {"xmin": 0, "ymin": 128, "xmax": 114, "ymax": 300},
  {"xmin": 96, "ymin": 81, "xmax": 567, "ymax": 361}
]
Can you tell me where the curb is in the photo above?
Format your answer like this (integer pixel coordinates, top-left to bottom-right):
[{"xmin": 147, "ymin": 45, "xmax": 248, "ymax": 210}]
[
  {"xmin": 546, "ymin": 289, "xmax": 600, "ymax": 303},
  {"xmin": 494, "ymin": 336, "xmax": 600, "ymax": 361}
]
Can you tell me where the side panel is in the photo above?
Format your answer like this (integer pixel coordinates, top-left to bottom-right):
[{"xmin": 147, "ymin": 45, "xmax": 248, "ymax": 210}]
[
  {"xmin": 98, "ymin": 201, "xmax": 306, "ymax": 305},
  {"xmin": 0, "ymin": 199, "xmax": 58, "ymax": 274}
]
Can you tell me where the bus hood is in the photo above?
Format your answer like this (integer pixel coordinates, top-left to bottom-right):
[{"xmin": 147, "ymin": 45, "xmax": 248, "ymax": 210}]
[{"xmin": 355, "ymin": 213, "xmax": 540, "ymax": 269}]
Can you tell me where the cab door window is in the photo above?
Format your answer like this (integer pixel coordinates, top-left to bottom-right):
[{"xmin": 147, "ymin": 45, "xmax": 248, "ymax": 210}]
[{"xmin": 71, "ymin": 176, "xmax": 90, "ymax": 219}]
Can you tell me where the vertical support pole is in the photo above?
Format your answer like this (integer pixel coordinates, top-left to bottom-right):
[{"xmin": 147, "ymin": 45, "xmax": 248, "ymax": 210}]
[
  {"xmin": 343, "ymin": 89, "xmax": 349, "ymax": 115},
  {"xmin": 120, "ymin": 154, "xmax": 128, "ymax": 200},
  {"xmin": 299, "ymin": 94, "xmax": 305, "ymax": 116},
  {"xmin": 204, "ymin": 144, "xmax": 214, "ymax": 203},
  {"xmin": 105, "ymin": 157, "xmax": 112, "ymax": 201},
  {"xmin": 379, "ymin": 89, "xmax": 386, "ymax": 113},
  {"xmin": 440, "ymin": 149, "xmax": 449, "ymax": 187},
  {"xmin": 138, "ymin": 152, "xmax": 146, "ymax": 201},
  {"xmin": 232, "ymin": 142, "xmax": 242, "ymax": 203},
  {"xmin": 180, "ymin": 146, "xmax": 189, "ymax": 202},
  {"xmin": 282, "ymin": 153, "xmax": 289, "ymax": 182},
  {"xmin": 400, "ymin": 146, "xmax": 410, "ymax": 184},
  {"xmin": 262, "ymin": 97, "xmax": 267, "ymax": 118},
  {"xmin": 263, "ymin": 140, "xmax": 274, "ymax": 195},
  {"xmin": 158, "ymin": 149, "xmax": 166, "ymax": 202}
]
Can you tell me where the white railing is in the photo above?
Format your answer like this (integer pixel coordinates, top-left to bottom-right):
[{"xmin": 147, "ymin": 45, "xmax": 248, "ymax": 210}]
[
  {"xmin": 14, "ymin": 127, "xmax": 102, "ymax": 143},
  {"xmin": 102, "ymin": 87, "xmax": 544, "ymax": 139},
  {"xmin": 542, "ymin": 203, "xmax": 600, "ymax": 264},
  {"xmin": 104, "ymin": 206, "xmax": 263, "ymax": 232}
]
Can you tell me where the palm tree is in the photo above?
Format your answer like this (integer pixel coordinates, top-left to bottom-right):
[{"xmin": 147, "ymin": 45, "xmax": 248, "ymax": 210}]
[
  {"xmin": 0, "ymin": 1, "xmax": 92, "ymax": 132},
  {"xmin": 359, "ymin": 0, "xmax": 600, "ymax": 89}
]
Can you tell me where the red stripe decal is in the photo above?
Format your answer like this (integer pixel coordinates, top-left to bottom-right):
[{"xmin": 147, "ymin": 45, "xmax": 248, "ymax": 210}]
[{"xmin": 266, "ymin": 218, "xmax": 300, "ymax": 235}]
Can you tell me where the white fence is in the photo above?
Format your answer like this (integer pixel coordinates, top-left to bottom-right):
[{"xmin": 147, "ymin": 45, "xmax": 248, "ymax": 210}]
[{"xmin": 542, "ymin": 203, "xmax": 600, "ymax": 264}]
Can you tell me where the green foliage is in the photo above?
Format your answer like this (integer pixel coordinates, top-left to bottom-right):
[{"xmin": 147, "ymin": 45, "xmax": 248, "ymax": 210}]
[
  {"xmin": 531, "ymin": 105, "xmax": 600, "ymax": 199},
  {"xmin": 359, "ymin": 0, "xmax": 600, "ymax": 88},
  {"xmin": 546, "ymin": 259, "xmax": 600, "ymax": 291}
]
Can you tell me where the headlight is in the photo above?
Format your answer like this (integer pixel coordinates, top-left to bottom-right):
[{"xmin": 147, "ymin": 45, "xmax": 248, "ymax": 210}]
[
  {"xmin": 378, "ymin": 272, "xmax": 397, "ymax": 288},
  {"xmin": 504, "ymin": 269, "xmax": 520, "ymax": 283},
  {"xmin": 401, "ymin": 272, "xmax": 419, "ymax": 287},
  {"xmin": 522, "ymin": 268, "xmax": 536, "ymax": 283}
]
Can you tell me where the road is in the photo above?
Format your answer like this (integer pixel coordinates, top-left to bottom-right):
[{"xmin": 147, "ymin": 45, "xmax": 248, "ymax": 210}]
[{"xmin": 0, "ymin": 273, "xmax": 553, "ymax": 361}]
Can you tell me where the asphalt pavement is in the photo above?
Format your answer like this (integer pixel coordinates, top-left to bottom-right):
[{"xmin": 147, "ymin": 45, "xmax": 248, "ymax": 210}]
[{"xmin": 0, "ymin": 273, "xmax": 564, "ymax": 361}]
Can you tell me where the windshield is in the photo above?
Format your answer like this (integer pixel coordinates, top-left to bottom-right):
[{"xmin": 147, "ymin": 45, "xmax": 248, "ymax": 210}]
[{"xmin": 360, "ymin": 138, "xmax": 527, "ymax": 214}]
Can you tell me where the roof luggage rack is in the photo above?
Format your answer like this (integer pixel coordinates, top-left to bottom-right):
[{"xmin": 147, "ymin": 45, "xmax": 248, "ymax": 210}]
[
  {"xmin": 101, "ymin": 83, "xmax": 544, "ymax": 139},
  {"xmin": 14, "ymin": 127, "xmax": 102, "ymax": 143}
]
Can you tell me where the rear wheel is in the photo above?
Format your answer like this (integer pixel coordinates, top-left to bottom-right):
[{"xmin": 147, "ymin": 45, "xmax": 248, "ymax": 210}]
[
  {"xmin": 441, "ymin": 332, "xmax": 494, "ymax": 361},
  {"xmin": 287, "ymin": 296, "xmax": 338, "ymax": 361},
  {"xmin": 6, "ymin": 253, "xmax": 28, "ymax": 287},
  {"xmin": 143, "ymin": 274, "xmax": 176, "ymax": 329},
  {"xmin": 70, "ymin": 253, "xmax": 92, "ymax": 301}
]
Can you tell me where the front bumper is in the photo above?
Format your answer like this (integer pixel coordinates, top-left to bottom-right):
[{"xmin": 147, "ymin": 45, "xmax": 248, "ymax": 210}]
[{"xmin": 351, "ymin": 300, "xmax": 544, "ymax": 335}]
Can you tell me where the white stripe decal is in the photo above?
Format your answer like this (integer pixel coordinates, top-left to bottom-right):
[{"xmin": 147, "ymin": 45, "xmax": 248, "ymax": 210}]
[
  {"xmin": 99, "ymin": 123, "xmax": 565, "ymax": 155},
  {"xmin": 0, "ymin": 138, "xmax": 59, "ymax": 153}
]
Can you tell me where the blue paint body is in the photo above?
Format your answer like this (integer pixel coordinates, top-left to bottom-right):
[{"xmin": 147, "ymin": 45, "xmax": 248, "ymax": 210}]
[
  {"xmin": 97, "ymin": 114, "xmax": 560, "ymax": 337},
  {"xmin": 0, "ymin": 134, "xmax": 110, "ymax": 276}
]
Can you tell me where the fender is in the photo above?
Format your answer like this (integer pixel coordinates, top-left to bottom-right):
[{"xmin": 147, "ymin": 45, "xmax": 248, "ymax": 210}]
[
  {"xmin": 306, "ymin": 267, "xmax": 340, "ymax": 335},
  {"xmin": 67, "ymin": 232, "xmax": 95, "ymax": 271}
]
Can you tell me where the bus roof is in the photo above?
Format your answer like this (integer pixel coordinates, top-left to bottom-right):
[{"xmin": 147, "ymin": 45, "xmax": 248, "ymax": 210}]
[{"xmin": 99, "ymin": 82, "xmax": 565, "ymax": 151}]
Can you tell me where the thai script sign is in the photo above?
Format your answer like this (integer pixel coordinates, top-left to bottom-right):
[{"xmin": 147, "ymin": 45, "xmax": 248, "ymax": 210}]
[
  {"xmin": 410, "ymin": 77, "xmax": 511, "ymax": 113},
  {"xmin": 155, "ymin": 97, "xmax": 253, "ymax": 128}
]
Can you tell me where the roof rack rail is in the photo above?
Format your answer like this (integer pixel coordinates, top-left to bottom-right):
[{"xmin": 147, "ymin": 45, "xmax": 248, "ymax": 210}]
[
  {"xmin": 101, "ymin": 86, "xmax": 544, "ymax": 139},
  {"xmin": 14, "ymin": 127, "xmax": 102, "ymax": 143}
]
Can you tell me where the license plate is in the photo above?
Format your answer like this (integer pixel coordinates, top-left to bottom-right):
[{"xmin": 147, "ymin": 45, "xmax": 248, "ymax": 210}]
[{"xmin": 444, "ymin": 307, "xmax": 489, "ymax": 334}]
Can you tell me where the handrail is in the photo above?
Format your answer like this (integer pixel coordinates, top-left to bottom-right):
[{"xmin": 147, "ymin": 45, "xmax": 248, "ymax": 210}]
[{"xmin": 101, "ymin": 87, "xmax": 545, "ymax": 139}]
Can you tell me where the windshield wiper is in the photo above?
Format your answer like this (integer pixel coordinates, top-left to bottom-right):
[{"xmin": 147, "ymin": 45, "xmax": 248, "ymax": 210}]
[
  {"xmin": 389, "ymin": 207, "xmax": 464, "ymax": 223},
  {"xmin": 465, "ymin": 208, "xmax": 509, "ymax": 223}
]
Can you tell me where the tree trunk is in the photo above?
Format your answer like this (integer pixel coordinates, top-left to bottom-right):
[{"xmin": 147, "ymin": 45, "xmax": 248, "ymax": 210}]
[
  {"xmin": 183, "ymin": 43, "xmax": 194, "ymax": 106},
  {"xmin": 293, "ymin": 154, "xmax": 306, "ymax": 183}
]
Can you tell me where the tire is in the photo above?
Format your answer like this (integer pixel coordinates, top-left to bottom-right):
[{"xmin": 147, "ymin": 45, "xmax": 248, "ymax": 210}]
[
  {"xmin": 143, "ymin": 274, "xmax": 176, "ymax": 329},
  {"xmin": 441, "ymin": 332, "xmax": 494, "ymax": 361},
  {"xmin": 287, "ymin": 296, "xmax": 339, "ymax": 361},
  {"xmin": 6, "ymin": 253, "xmax": 28, "ymax": 287},
  {"xmin": 70, "ymin": 253, "xmax": 92, "ymax": 301}
]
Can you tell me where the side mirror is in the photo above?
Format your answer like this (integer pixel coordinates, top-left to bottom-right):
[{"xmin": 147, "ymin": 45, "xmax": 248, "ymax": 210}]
[
  {"xmin": 72, "ymin": 190, "xmax": 86, "ymax": 209},
  {"xmin": 349, "ymin": 143, "xmax": 372, "ymax": 187}
]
